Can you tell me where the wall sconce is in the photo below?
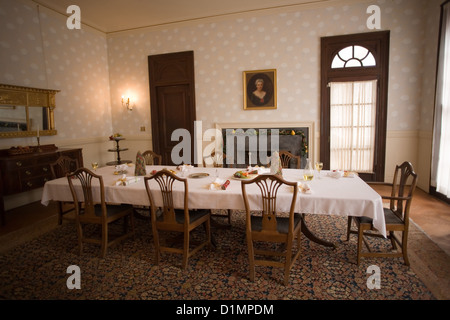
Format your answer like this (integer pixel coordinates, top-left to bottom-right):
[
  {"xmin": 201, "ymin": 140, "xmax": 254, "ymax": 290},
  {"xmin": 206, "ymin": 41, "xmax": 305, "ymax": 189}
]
[{"xmin": 122, "ymin": 96, "xmax": 132, "ymax": 111}]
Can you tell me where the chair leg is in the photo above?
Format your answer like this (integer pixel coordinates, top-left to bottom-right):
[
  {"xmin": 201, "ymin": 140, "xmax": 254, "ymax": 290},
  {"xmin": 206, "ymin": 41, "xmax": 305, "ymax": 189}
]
[
  {"xmin": 57, "ymin": 202, "xmax": 64, "ymax": 225},
  {"xmin": 77, "ymin": 221, "xmax": 83, "ymax": 256},
  {"xmin": 205, "ymin": 219, "xmax": 212, "ymax": 249},
  {"xmin": 247, "ymin": 236, "xmax": 255, "ymax": 282},
  {"xmin": 346, "ymin": 216, "xmax": 353, "ymax": 241},
  {"xmin": 101, "ymin": 223, "xmax": 108, "ymax": 258},
  {"xmin": 152, "ymin": 225, "xmax": 160, "ymax": 265},
  {"xmin": 127, "ymin": 213, "xmax": 136, "ymax": 239},
  {"xmin": 283, "ymin": 241, "xmax": 293, "ymax": 286},
  {"xmin": 401, "ymin": 231, "xmax": 410, "ymax": 266},
  {"xmin": 227, "ymin": 209, "xmax": 232, "ymax": 225},
  {"xmin": 182, "ymin": 230, "xmax": 190, "ymax": 269},
  {"xmin": 356, "ymin": 226, "xmax": 364, "ymax": 266}
]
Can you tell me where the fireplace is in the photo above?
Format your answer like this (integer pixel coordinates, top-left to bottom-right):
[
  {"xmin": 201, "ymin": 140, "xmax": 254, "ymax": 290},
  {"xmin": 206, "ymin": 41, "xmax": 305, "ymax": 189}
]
[{"xmin": 214, "ymin": 122, "xmax": 314, "ymax": 169}]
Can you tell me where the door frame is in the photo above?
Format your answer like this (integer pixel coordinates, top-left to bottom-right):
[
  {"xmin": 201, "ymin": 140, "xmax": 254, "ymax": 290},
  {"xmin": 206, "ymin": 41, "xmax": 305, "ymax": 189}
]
[{"xmin": 320, "ymin": 31, "xmax": 390, "ymax": 182}]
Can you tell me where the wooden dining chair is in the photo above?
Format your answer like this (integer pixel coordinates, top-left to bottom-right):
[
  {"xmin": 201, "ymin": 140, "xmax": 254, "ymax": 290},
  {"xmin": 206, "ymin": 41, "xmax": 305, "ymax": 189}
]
[
  {"xmin": 142, "ymin": 150, "xmax": 162, "ymax": 165},
  {"xmin": 203, "ymin": 151, "xmax": 233, "ymax": 226},
  {"xmin": 144, "ymin": 169, "xmax": 212, "ymax": 269},
  {"xmin": 134, "ymin": 150, "xmax": 162, "ymax": 219},
  {"xmin": 279, "ymin": 150, "xmax": 301, "ymax": 169},
  {"xmin": 346, "ymin": 161, "xmax": 418, "ymax": 265},
  {"xmin": 67, "ymin": 167, "xmax": 135, "ymax": 258},
  {"xmin": 202, "ymin": 151, "xmax": 231, "ymax": 168},
  {"xmin": 241, "ymin": 174, "xmax": 302, "ymax": 285},
  {"xmin": 50, "ymin": 155, "xmax": 80, "ymax": 225}
]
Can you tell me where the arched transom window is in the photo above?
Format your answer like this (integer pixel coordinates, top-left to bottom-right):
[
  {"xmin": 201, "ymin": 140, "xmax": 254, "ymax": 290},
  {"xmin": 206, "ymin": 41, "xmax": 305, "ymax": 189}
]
[{"xmin": 331, "ymin": 45, "xmax": 376, "ymax": 68}]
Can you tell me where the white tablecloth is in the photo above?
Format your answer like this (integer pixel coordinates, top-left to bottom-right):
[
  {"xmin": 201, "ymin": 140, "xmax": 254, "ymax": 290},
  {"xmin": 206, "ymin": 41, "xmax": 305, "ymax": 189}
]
[{"xmin": 41, "ymin": 165, "xmax": 386, "ymax": 237}]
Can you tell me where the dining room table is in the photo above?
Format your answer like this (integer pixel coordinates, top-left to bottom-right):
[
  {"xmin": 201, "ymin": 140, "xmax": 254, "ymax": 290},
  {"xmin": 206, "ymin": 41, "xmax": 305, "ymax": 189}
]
[{"xmin": 41, "ymin": 164, "xmax": 386, "ymax": 247}]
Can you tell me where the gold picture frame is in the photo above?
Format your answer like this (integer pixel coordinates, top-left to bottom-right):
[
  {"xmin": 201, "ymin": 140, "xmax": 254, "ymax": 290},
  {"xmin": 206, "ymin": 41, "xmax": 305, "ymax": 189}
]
[{"xmin": 243, "ymin": 69, "xmax": 277, "ymax": 110}]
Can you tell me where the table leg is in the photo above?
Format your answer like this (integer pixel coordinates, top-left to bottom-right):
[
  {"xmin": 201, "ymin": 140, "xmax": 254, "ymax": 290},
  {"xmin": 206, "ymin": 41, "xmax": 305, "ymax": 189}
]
[
  {"xmin": 300, "ymin": 214, "xmax": 337, "ymax": 248},
  {"xmin": 210, "ymin": 209, "xmax": 232, "ymax": 230},
  {"xmin": 0, "ymin": 194, "xmax": 5, "ymax": 226}
]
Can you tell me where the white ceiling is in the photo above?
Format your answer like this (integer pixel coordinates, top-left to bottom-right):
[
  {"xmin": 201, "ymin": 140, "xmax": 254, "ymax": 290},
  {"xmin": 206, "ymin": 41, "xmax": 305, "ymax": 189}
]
[{"xmin": 33, "ymin": 0, "xmax": 330, "ymax": 33}]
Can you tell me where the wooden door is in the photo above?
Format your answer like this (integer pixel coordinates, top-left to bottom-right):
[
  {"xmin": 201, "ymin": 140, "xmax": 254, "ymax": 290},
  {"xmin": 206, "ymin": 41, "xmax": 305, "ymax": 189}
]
[{"xmin": 148, "ymin": 51, "xmax": 196, "ymax": 165}]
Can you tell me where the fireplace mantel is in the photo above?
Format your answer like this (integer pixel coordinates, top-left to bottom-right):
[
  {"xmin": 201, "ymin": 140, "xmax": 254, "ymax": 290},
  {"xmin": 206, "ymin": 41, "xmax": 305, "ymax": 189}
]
[{"xmin": 214, "ymin": 121, "xmax": 314, "ymax": 168}]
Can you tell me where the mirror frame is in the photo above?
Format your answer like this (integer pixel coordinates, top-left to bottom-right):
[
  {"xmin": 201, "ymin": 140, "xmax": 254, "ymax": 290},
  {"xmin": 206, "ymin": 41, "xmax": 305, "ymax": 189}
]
[{"xmin": 0, "ymin": 84, "xmax": 58, "ymax": 138}]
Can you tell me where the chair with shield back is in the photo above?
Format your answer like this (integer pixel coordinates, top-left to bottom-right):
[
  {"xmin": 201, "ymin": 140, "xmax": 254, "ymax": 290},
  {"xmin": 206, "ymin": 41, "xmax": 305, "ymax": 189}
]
[
  {"xmin": 279, "ymin": 150, "xmax": 301, "ymax": 169},
  {"xmin": 50, "ymin": 155, "xmax": 80, "ymax": 224},
  {"xmin": 67, "ymin": 167, "xmax": 135, "ymax": 258},
  {"xmin": 142, "ymin": 150, "xmax": 162, "ymax": 165},
  {"xmin": 134, "ymin": 150, "xmax": 162, "ymax": 219},
  {"xmin": 346, "ymin": 161, "xmax": 418, "ymax": 265},
  {"xmin": 202, "ymin": 151, "xmax": 231, "ymax": 168},
  {"xmin": 144, "ymin": 169, "xmax": 212, "ymax": 269},
  {"xmin": 203, "ymin": 151, "xmax": 233, "ymax": 226},
  {"xmin": 241, "ymin": 174, "xmax": 302, "ymax": 285}
]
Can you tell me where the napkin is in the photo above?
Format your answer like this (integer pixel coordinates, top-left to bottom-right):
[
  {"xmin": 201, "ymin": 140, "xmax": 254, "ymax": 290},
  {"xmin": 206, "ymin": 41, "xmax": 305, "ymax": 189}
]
[
  {"xmin": 115, "ymin": 164, "xmax": 128, "ymax": 172},
  {"xmin": 209, "ymin": 178, "xmax": 230, "ymax": 191},
  {"xmin": 327, "ymin": 170, "xmax": 357, "ymax": 178},
  {"xmin": 297, "ymin": 182, "xmax": 312, "ymax": 194},
  {"xmin": 328, "ymin": 171, "xmax": 344, "ymax": 179},
  {"xmin": 343, "ymin": 171, "xmax": 357, "ymax": 178},
  {"xmin": 115, "ymin": 174, "xmax": 141, "ymax": 186},
  {"xmin": 177, "ymin": 164, "xmax": 193, "ymax": 172}
]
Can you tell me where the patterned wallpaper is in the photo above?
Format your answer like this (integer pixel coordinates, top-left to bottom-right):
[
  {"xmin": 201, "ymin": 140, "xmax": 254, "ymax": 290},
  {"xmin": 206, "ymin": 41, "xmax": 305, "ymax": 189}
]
[
  {"xmin": 0, "ymin": 0, "xmax": 442, "ymax": 150},
  {"xmin": 0, "ymin": 0, "xmax": 112, "ymax": 148},
  {"xmin": 107, "ymin": 0, "xmax": 441, "ymax": 137}
]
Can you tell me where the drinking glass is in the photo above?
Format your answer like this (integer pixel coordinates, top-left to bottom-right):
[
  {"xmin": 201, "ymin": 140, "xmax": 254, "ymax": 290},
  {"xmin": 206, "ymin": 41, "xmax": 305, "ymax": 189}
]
[
  {"xmin": 315, "ymin": 161, "xmax": 323, "ymax": 179},
  {"xmin": 91, "ymin": 162, "xmax": 99, "ymax": 171}
]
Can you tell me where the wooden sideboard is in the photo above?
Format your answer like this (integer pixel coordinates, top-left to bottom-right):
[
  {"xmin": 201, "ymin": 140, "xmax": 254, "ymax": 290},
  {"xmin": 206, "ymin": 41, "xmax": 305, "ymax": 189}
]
[{"xmin": 0, "ymin": 145, "xmax": 83, "ymax": 225}]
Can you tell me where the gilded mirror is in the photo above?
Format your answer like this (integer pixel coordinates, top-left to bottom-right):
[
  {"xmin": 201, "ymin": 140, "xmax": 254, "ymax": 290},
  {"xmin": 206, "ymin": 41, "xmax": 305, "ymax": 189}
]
[{"xmin": 0, "ymin": 84, "xmax": 58, "ymax": 138}]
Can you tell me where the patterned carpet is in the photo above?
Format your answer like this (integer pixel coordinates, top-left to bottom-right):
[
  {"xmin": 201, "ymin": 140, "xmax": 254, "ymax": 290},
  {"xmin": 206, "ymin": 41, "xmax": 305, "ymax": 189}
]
[{"xmin": 0, "ymin": 212, "xmax": 435, "ymax": 300}]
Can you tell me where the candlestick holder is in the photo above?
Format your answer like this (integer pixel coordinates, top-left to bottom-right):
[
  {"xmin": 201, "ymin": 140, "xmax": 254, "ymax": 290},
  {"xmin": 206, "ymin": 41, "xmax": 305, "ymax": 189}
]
[{"xmin": 36, "ymin": 136, "xmax": 42, "ymax": 152}]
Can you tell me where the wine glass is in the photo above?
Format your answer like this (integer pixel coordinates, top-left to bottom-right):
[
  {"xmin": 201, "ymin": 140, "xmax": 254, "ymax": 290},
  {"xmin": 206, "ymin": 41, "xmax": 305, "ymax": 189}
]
[
  {"xmin": 315, "ymin": 161, "xmax": 323, "ymax": 179},
  {"xmin": 91, "ymin": 162, "xmax": 99, "ymax": 171}
]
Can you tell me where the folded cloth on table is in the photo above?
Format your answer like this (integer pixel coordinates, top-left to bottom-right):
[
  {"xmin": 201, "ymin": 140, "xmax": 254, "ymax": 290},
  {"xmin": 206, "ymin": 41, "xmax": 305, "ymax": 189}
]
[
  {"xmin": 328, "ymin": 170, "xmax": 344, "ymax": 179},
  {"xmin": 115, "ymin": 164, "xmax": 128, "ymax": 172},
  {"xmin": 209, "ymin": 178, "xmax": 230, "ymax": 190},
  {"xmin": 177, "ymin": 164, "xmax": 193, "ymax": 172},
  {"xmin": 297, "ymin": 182, "xmax": 312, "ymax": 194},
  {"xmin": 247, "ymin": 166, "xmax": 271, "ymax": 174},
  {"xmin": 343, "ymin": 171, "xmax": 357, "ymax": 178},
  {"xmin": 115, "ymin": 174, "xmax": 141, "ymax": 186}
]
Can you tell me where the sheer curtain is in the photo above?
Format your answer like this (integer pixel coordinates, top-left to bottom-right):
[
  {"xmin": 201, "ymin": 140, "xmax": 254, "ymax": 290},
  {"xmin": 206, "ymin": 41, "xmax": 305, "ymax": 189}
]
[
  {"xmin": 329, "ymin": 80, "xmax": 377, "ymax": 172},
  {"xmin": 433, "ymin": 1, "xmax": 450, "ymax": 197}
]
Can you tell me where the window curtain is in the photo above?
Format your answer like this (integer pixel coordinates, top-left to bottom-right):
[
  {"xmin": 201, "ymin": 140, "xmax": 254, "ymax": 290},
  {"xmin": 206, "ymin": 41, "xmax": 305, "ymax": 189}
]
[
  {"xmin": 329, "ymin": 80, "xmax": 377, "ymax": 172},
  {"xmin": 432, "ymin": 1, "xmax": 450, "ymax": 198}
]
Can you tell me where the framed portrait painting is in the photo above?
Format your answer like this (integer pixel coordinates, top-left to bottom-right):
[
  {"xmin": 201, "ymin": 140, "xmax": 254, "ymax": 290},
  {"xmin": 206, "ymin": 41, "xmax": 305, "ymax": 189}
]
[{"xmin": 243, "ymin": 69, "xmax": 277, "ymax": 110}]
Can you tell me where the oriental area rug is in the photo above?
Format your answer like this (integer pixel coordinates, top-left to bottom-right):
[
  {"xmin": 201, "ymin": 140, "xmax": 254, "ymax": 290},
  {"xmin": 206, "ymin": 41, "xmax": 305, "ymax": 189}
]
[{"xmin": 0, "ymin": 212, "xmax": 435, "ymax": 301}]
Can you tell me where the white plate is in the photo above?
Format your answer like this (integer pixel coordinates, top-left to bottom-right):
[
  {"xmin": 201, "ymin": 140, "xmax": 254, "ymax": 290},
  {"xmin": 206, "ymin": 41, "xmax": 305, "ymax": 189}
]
[
  {"xmin": 189, "ymin": 172, "xmax": 210, "ymax": 179},
  {"xmin": 231, "ymin": 174, "xmax": 258, "ymax": 181}
]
